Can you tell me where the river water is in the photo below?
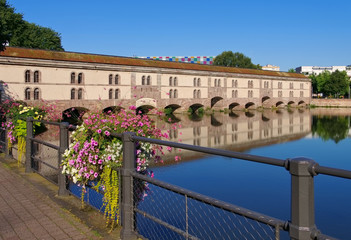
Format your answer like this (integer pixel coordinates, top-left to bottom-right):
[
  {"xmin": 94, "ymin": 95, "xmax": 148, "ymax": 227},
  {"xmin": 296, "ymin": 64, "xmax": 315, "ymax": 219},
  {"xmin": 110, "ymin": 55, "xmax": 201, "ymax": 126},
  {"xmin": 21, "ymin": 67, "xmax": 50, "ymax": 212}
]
[{"xmin": 147, "ymin": 108, "xmax": 351, "ymax": 239}]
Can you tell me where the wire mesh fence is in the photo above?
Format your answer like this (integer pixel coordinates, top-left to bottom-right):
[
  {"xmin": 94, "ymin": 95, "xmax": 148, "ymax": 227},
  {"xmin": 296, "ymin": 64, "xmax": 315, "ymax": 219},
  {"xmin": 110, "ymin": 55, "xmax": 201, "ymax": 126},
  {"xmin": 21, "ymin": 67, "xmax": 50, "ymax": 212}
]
[
  {"xmin": 31, "ymin": 124, "xmax": 61, "ymax": 184},
  {"xmin": 132, "ymin": 174, "xmax": 285, "ymax": 240}
]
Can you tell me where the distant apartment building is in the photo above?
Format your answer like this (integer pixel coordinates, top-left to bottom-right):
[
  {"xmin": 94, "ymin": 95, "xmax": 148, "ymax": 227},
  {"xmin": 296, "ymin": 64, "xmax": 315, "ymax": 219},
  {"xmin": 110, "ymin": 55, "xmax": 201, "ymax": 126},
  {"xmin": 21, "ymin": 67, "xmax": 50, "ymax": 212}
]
[
  {"xmin": 262, "ymin": 64, "xmax": 280, "ymax": 71},
  {"xmin": 296, "ymin": 65, "xmax": 351, "ymax": 77},
  {"xmin": 136, "ymin": 56, "xmax": 215, "ymax": 65}
]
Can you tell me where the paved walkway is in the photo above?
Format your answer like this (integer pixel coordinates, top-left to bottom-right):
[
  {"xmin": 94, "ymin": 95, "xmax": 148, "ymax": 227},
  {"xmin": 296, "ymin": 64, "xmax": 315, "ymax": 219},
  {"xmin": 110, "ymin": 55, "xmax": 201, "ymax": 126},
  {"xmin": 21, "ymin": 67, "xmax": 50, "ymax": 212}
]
[{"xmin": 0, "ymin": 161, "xmax": 103, "ymax": 240}]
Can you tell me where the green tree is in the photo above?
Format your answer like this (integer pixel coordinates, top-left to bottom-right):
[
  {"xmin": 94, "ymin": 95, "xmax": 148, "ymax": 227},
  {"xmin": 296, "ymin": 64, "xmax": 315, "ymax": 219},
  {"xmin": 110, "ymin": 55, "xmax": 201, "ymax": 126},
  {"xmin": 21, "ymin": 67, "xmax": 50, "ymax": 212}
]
[
  {"xmin": 0, "ymin": 0, "xmax": 25, "ymax": 51},
  {"xmin": 309, "ymin": 74, "xmax": 318, "ymax": 94},
  {"xmin": 316, "ymin": 70, "xmax": 331, "ymax": 94},
  {"xmin": 0, "ymin": 0, "xmax": 63, "ymax": 51},
  {"xmin": 214, "ymin": 51, "xmax": 261, "ymax": 69},
  {"xmin": 288, "ymin": 68, "xmax": 296, "ymax": 73},
  {"xmin": 323, "ymin": 70, "xmax": 349, "ymax": 97}
]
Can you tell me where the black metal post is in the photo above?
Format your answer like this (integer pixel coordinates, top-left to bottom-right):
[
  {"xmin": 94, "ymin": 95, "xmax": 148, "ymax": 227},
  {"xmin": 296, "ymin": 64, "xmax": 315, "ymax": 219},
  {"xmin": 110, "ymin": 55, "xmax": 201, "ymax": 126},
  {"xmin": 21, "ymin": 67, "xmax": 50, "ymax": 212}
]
[
  {"xmin": 58, "ymin": 122, "xmax": 69, "ymax": 196},
  {"xmin": 289, "ymin": 157, "xmax": 317, "ymax": 240},
  {"xmin": 25, "ymin": 117, "xmax": 33, "ymax": 173},
  {"xmin": 120, "ymin": 132, "xmax": 138, "ymax": 240}
]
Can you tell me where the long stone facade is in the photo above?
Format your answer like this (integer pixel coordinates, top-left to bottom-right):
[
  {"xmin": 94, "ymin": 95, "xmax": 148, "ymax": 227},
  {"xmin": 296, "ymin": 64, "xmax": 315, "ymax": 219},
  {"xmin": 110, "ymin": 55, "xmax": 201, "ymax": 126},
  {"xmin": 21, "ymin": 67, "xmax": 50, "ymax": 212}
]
[{"xmin": 0, "ymin": 47, "xmax": 311, "ymax": 113}]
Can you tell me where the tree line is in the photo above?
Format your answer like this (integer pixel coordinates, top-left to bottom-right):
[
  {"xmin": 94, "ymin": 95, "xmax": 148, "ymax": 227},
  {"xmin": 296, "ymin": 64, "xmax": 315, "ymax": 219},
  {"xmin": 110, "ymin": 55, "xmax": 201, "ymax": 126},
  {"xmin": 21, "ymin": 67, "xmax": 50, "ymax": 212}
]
[
  {"xmin": 0, "ymin": 0, "xmax": 63, "ymax": 52},
  {"xmin": 309, "ymin": 70, "xmax": 350, "ymax": 98}
]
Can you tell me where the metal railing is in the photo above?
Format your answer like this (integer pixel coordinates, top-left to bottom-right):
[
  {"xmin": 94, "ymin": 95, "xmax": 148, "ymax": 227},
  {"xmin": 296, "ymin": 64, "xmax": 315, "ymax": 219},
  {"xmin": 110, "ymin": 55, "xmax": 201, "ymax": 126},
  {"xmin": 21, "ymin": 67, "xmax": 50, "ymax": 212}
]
[
  {"xmin": 118, "ymin": 132, "xmax": 351, "ymax": 240},
  {"xmin": 3, "ymin": 118, "xmax": 350, "ymax": 239}
]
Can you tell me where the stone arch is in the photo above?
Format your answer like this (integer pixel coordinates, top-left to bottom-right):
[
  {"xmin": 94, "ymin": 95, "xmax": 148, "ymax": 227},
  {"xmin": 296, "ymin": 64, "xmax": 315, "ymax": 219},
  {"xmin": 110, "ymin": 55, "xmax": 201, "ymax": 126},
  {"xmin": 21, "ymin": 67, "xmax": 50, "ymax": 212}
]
[
  {"xmin": 229, "ymin": 102, "xmax": 240, "ymax": 110},
  {"xmin": 211, "ymin": 96, "xmax": 223, "ymax": 108},
  {"xmin": 189, "ymin": 103, "xmax": 204, "ymax": 113},
  {"xmin": 103, "ymin": 106, "xmax": 124, "ymax": 114},
  {"xmin": 262, "ymin": 96, "xmax": 270, "ymax": 103},
  {"xmin": 136, "ymin": 98, "xmax": 157, "ymax": 109},
  {"xmin": 288, "ymin": 101, "xmax": 295, "ymax": 106},
  {"xmin": 62, "ymin": 107, "xmax": 88, "ymax": 124},
  {"xmin": 245, "ymin": 102, "xmax": 255, "ymax": 109},
  {"xmin": 165, "ymin": 104, "xmax": 181, "ymax": 114},
  {"xmin": 136, "ymin": 105, "xmax": 155, "ymax": 114},
  {"xmin": 298, "ymin": 100, "xmax": 306, "ymax": 106},
  {"xmin": 276, "ymin": 101, "xmax": 284, "ymax": 107}
]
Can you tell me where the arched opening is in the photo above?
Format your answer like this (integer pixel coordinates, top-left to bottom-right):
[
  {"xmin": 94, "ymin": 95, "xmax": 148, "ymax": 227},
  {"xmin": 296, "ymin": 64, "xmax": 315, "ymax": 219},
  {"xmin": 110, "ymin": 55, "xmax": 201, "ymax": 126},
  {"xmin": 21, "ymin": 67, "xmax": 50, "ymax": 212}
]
[
  {"xmin": 276, "ymin": 101, "xmax": 284, "ymax": 107},
  {"xmin": 245, "ymin": 102, "xmax": 255, "ymax": 109},
  {"xmin": 164, "ymin": 104, "xmax": 181, "ymax": 114},
  {"xmin": 136, "ymin": 105, "xmax": 155, "ymax": 115},
  {"xmin": 62, "ymin": 107, "xmax": 88, "ymax": 125},
  {"xmin": 288, "ymin": 101, "xmax": 295, "ymax": 106},
  {"xmin": 103, "ymin": 106, "xmax": 124, "ymax": 114},
  {"xmin": 229, "ymin": 102, "xmax": 240, "ymax": 110},
  {"xmin": 211, "ymin": 96, "xmax": 223, "ymax": 108},
  {"xmin": 189, "ymin": 104, "xmax": 204, "ymax": 113},
  {"xmin": 298, "ymin": 100, "xmax": 305, "ymax": 105},
  {"xmin": 262, "ymin": 96, "xmax": 270, "ymax": 103}
]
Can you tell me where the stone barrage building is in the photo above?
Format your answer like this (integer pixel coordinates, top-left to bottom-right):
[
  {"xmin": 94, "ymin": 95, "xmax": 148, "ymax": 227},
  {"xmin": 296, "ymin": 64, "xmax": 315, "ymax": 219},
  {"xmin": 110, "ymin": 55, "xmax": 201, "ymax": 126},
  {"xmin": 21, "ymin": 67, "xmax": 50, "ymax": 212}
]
[{"xmin": 0, "ymin": 47, "xmax": 310, "ymax": 114}]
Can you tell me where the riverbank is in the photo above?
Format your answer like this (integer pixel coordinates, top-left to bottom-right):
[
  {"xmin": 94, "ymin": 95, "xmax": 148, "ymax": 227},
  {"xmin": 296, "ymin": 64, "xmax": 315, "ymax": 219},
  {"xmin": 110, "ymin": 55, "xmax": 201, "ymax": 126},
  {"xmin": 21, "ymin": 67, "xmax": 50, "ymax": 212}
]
[{"xmin": 310, "ymin": 98, "xmax": 351, "ymax": 108}]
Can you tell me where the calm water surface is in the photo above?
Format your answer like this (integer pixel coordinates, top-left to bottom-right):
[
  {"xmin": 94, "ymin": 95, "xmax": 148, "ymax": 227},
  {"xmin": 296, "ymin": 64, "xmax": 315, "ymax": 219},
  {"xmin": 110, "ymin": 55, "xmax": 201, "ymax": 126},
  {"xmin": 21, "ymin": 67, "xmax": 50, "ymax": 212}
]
[{"xmin": 149, "ymin": 108, "xmax": 351, "ymax": 239}]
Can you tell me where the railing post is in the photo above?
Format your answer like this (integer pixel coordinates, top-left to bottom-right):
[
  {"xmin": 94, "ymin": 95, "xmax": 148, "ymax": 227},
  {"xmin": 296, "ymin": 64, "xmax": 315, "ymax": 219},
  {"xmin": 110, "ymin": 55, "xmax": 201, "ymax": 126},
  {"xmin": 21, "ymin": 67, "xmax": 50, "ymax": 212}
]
[
  {"xmin": 25, "ymin": 117, "xmax": 33, "ymax": 173},
  {"xmin": 288, "ymin": 157, "xmax": 317, "ymax": 240},
  {"xmin": 58, "ymin": 122, "xmax": 69, "ymax": 196},
  {"xmin": 120, "ymin": 132, "xmax": 137, "ymax": 240}
]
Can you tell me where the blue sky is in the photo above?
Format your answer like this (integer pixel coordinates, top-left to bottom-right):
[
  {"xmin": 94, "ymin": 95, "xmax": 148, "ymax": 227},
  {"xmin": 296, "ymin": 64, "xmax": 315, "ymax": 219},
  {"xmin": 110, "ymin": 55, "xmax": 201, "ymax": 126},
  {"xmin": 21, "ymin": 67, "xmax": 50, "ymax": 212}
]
[{"xmin": 7, "ymin": 0, "xmax": 351, "ymax": 71}]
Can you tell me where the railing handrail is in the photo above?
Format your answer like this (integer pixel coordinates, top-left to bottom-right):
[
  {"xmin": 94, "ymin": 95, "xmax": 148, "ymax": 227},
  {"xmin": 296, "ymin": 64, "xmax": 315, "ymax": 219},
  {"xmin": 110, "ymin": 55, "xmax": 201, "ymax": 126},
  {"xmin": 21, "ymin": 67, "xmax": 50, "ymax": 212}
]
[{"xmin": 128, "ymin": 134, "xmax": 351, "ymax": 180}]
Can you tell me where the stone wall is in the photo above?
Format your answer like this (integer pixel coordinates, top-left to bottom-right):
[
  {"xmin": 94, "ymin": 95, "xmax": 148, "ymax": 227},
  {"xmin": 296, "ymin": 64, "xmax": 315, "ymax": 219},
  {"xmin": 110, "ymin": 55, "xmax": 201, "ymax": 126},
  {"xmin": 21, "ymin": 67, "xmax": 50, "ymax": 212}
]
[{"xmin": 310, "ymin": 99, "xmax": 351, "ymax": 107}]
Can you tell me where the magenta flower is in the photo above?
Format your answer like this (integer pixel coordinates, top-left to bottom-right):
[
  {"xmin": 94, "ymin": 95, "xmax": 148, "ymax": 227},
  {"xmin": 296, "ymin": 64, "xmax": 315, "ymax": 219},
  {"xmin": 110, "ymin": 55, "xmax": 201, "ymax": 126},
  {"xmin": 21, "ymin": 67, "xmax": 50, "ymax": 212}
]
[{"xmin": 104, "ymin": 130, "xmax": 110, "ymax": 136}]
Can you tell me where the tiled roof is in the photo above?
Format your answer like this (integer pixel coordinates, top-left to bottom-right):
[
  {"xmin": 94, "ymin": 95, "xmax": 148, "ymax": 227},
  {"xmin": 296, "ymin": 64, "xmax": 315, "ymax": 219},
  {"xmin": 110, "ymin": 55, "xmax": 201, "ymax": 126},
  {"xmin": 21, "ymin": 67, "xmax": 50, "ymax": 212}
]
[{"xmin": 0, "ymin": 47, "xmax": 307, "ymax": 79}]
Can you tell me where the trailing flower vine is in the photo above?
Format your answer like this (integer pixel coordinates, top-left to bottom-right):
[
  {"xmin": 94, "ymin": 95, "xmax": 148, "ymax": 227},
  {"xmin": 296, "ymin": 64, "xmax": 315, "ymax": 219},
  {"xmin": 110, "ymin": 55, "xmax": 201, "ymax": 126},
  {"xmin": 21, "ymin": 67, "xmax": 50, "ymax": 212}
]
[{"xmin": 61, "ymin": 107, "xmax": 175, "ymax": 229}]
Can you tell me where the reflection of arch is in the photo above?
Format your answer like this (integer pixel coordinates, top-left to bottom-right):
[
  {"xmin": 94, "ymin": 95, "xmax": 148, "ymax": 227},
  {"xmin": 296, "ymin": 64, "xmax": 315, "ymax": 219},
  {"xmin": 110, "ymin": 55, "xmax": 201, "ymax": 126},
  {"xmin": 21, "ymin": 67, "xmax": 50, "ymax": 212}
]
[
  {"xmin": 229, "ymin": 112, "xmax": 239, "ymax": 118},
  {"xmin": 276, "ymin": 109, "xmax": 283, "ymax": 114},
  {"xmin": 211, "ymin": 115, "xmax": 222, "ymax": 126},
  {"xmin": 245, "ymin": 102, "xmax": 255, "ymax": 109},
  {"xmin": 62, "ymin": 107, "xmax": 88, "ymax": 124},
  {"xmin": 262, "ymin": 114, "xmax": 270, "ymax": 122},
  {"xmin": 262, "ymin": 96, "xmax": 270, "ymax": 103},
  {"xmin": 229, "ymin": 102, "xmax": 240, "ymax": 110},
  {"xmin": 189, "ymin": 104, "xmax": 204, "ymax": 113},
  {"xmin": 165, "ymin": 104, "xmax": 181, "ymax": 113},
  {"xmin": 211, "ymin": 97, "xmax": 223, "ymax": 108},
  {"xmin": 276, "ymin": 101, "xmax": 284, "ymax": 107},
  {"xmin": 245, "ymin": 111, "xmax": 255, "ymax": 118},
  {"xmin": 165, "ymin": 114, "xmax": 181, "ymax": 123},
  {"xmin": 103, "ymin": 106, "xmax": 123, "ymax": 114}
]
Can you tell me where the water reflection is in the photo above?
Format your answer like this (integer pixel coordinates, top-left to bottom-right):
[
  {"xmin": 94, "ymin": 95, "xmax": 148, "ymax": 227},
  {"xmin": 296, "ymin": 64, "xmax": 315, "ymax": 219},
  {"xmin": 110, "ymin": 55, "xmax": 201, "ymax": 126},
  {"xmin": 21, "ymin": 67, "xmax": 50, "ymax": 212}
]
[
  {"xmin": 312, "ymin": 115, "xmax": 350, "ymax": 143},
  {"xmin": 156, "ymin": 109, "xmax": 315, "ymax": 164}
]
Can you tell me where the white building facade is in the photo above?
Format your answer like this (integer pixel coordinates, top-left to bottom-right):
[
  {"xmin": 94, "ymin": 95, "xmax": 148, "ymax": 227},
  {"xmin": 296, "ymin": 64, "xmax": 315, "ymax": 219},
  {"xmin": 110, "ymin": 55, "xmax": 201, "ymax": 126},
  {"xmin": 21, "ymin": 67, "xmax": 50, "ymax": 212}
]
[{"xmin": 296, "ymin": 66, "xmax": 351, "ymax": 77}]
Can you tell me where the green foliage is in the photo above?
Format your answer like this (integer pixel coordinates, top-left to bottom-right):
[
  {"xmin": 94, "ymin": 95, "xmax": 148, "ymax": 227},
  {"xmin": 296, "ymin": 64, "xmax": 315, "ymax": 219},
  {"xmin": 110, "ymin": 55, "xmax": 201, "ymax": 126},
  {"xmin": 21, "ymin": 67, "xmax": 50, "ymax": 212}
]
[
  {"xmin": 288, "ymin": 68, "xmax": 296, "ymax": 73},
  {"xmin": 213, "ymin": 51, "xmax": 261, "ymax": 69},
  {"xmin": 0, "ymin": 0, "xmax": 64, "ymax": 51},
  {"xmin": 312, "ymin": 116, "xmax": 349, "ymax": 143},
  {"xmin": 310, "ymin": 70, "xmax": 350, "ymax": 97},
  {"xmin": 94, "ymin": 167, "xmax": 119, "ymax": 229},
  {"xmin": 164, "ymin": 107, "xmax": 173, "ymax": 116}
]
